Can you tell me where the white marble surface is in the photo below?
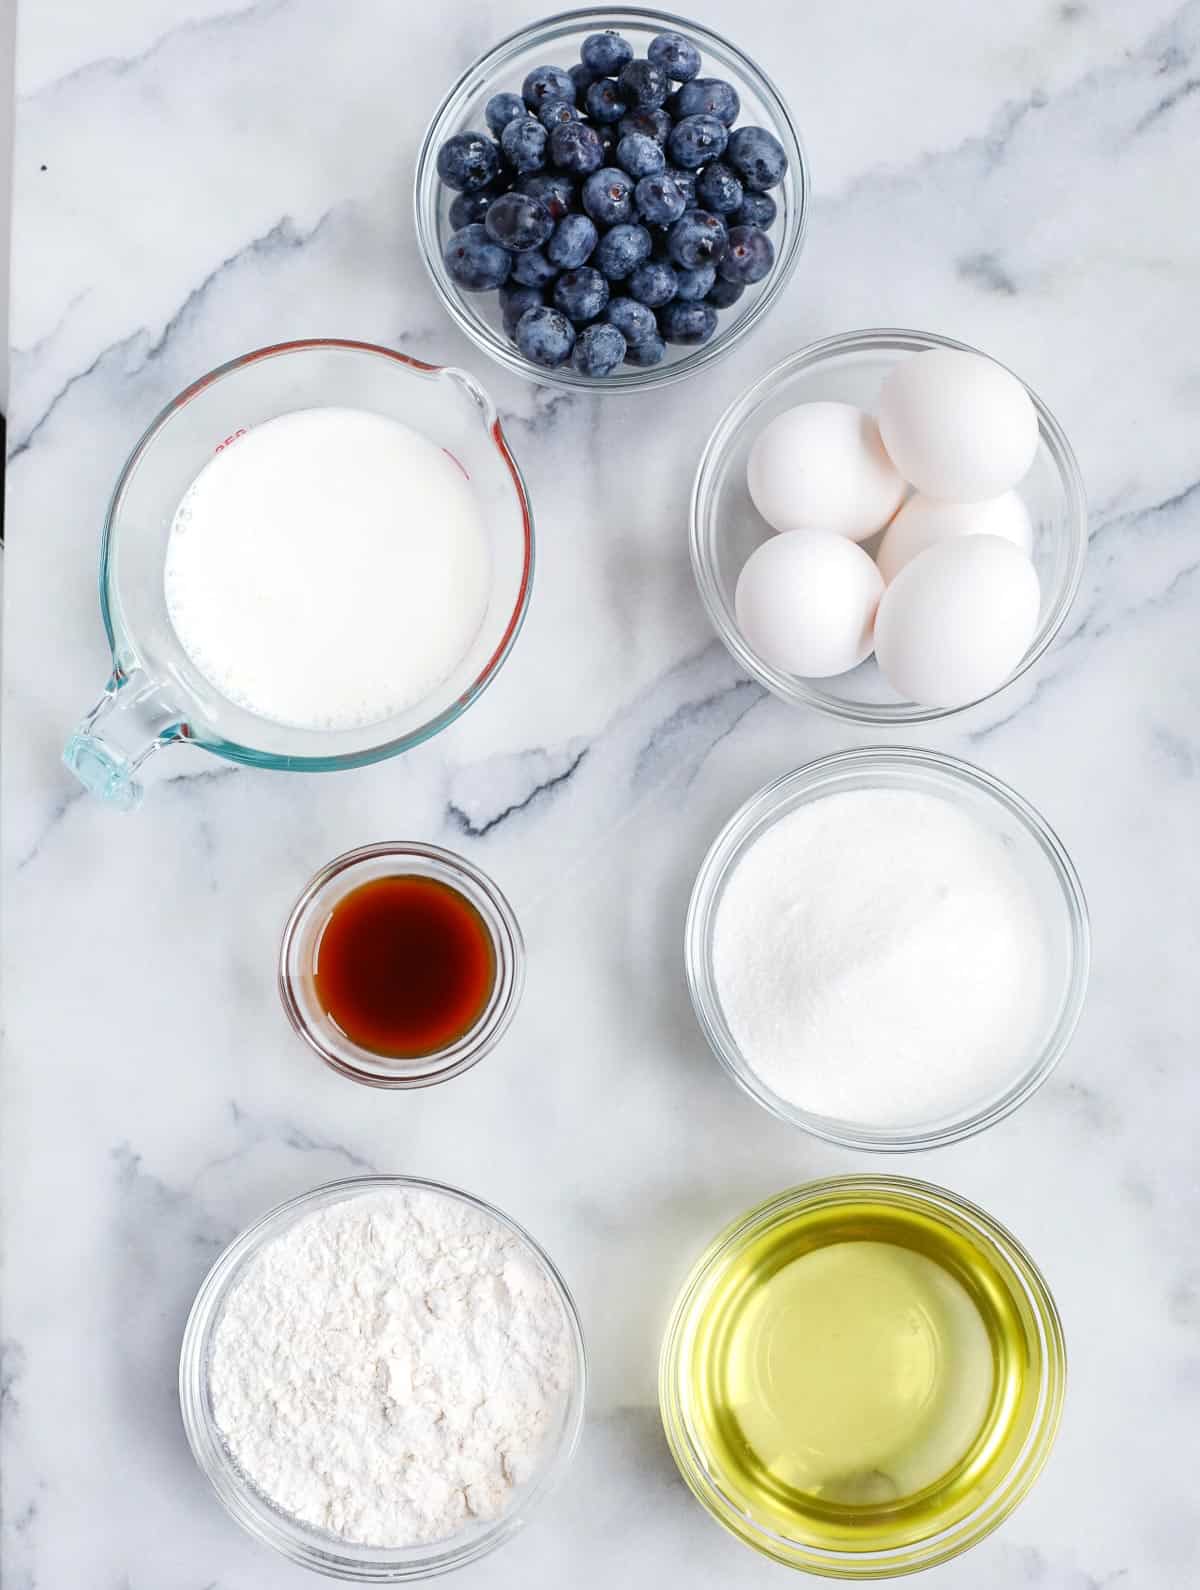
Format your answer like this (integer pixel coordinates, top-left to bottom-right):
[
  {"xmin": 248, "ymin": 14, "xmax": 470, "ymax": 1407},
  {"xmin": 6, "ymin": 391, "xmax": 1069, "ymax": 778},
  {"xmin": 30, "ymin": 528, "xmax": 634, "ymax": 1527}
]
[{"xmin": 4, "ymin": 1, "xmax": 1200, "ymax": 1585}]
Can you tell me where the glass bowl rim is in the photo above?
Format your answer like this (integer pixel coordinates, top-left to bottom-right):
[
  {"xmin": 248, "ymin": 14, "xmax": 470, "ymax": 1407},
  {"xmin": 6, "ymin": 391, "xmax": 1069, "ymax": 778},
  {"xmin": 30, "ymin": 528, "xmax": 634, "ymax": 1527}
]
[
  {"xmin": 689, "ymin": 325, "xmax": 1089, "ymax": 723},
  {"xmin": 658, "ymin": 1172, "xmax": 1067, "ymax": 1579},
  {"xmin": 277, "ymin": 840, "xmax": 526, "ymax": 1088},
  {"xmin": 684, "ymin": 745, "xmax": 1091, "ymax": 1151},
  {"xmin": 179, "ymin": 1172, "xmax": 588, "ymax": 1581},
  {"xmin": 413, "ymin": 4, "xmax": 810, "ymax": 394}
]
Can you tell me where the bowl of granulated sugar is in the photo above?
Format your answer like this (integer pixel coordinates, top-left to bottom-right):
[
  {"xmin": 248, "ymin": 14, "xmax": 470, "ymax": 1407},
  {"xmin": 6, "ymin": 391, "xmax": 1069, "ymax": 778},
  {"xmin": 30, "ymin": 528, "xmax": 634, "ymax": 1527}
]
[{"xmin": 685, "ymin": 746, "xmax": 1089, "ymax": 1152}]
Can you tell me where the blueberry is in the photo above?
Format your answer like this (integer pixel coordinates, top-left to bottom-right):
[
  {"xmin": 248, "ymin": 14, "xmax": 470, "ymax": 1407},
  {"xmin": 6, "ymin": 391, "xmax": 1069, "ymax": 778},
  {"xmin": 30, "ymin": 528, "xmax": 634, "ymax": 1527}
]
[
  {"xmin": 581, "ymin": 30, "xmax": 633, "ymax": 75},
  {"xmin": 733, "ymin": 190, "xmax": 777, "ymax": 230},
  {"xmin": 673, "ymin": 263, "xmax": 716, "ymax": 300},
  {"xmin": 648, "ymin": 31, "xmax": 702, "ymax": 82},
  {"xmin": 518, "ymin": 170, "xmax": 575, "ymax": 221},
  {"xmin": 573, "ymin": 322, "xmax": 627, "ymax": 376},
  {"xmin": 667, "ymin": 113, "xmax": 728, "ymax": 169},
  {"xmin": 553, "ymin": 265, "xmax": 610, "ymax": 322},
  {"xmin": 582, "ymin": 166, "xmax": 635, "ymax": 226},
  {"xmin": 485, "ymin": 93, "xmax": 527, "ymax": 138},
  {"xmin": 619, "ymin": 58, "xmax": 669, "ymax": 110},
  {"xmin": 717, "ymin": 224, "xmax": 775, "ymax": 283},
  {"xmin": 658, "ymin": 299, "xmax": 718, "ymax": 344},
  {"xmin": 448, "ymin": 183, "xmax": 502, "ymax": 229},
  {"xmin": 522, "ymin": 65, "xmax": 577, "ymax": 110},
  {"xmin": 616, "ymin": 132, "xmax": 666, "ymax": 179},
  {"xmin": 501, "ymin": 116, "xmax": 548, "ymax": 174},
  {"xmin": 443, "ymin": 224, "xmax": 511, "ymax": 291},
  {"xmin": 634, "ymin": 171, "xmax": 687, "ymax": 226},
  {"xmin": 539, "ymin": 98, "xmax": 581, "ymax": 130},
  {"xmin": 668, "ymin": 168, "xmax": 698, "ymax": 208},
  {"xmin": 499, "ymin": 281, "xmax": 544, "ymax": 337},
  {"xmin": 510, "ymin": 248, "xmax": 559, "ymax": 287},
  {"xmin": 667, "ymin": 208, "xmax": 729, "ymax": 269},
  {"xmin": 627, "ymin": 259, "xmax": 678, "ymax": 307},
  {"xmin": 706, "ymin": 275, "xmax": 745, "ymax": 308},
  {"xmin": 617, "ymin": 107, "xmax": 673, "ymax": 144},
  {"xmin": 484, "ymin": 192, "xmax": 554, "ymax": 252},
  {"xmin": 669, "ymin": 77, "xmax": 740, "ymax": 126},
  {"xmin": 695, "ymin": 161, "xmax": 743, "ymax": 215},
  {"xmin": 726, "ymin": 125, "xmax": 788, "ymax": 191},
  {"xmin": 549, "ymin": 119, "xmax": 605, "ymax": 175},
  {"xmin": 595, "ymin": 222, "xmax": 652, "ymax": 280},
  {"xmin": 515, "ymin": 304, "xmax": 576, "ymax": 367},
  {"xmin": 585, "ymin": 77, "xmax": 628, "ymax": 125},
  {"xmin": 568, "ymin": 62, "xmax": 596, "ymax": 97},
  {"xmin": 437, "ymin": 131, "xmax": 502, "ymax": 193},
  {"xmin": 624, "ymin": 332, "xmax": 666, "ymax": 366},
  {"xmin": 606, "ymin": 296, "xmax": 658, "ymax": 344},
  {"xmin": 547, "ymin": 212, "xmax": 598, "ymax": 269}
]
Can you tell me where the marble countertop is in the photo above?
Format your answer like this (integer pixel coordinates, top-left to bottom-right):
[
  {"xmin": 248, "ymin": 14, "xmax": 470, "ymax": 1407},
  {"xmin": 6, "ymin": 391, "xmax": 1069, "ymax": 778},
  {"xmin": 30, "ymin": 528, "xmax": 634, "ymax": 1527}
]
[{"xmin": 4, "ymin": 1, "xmax": 1199, "ymax": 1585}]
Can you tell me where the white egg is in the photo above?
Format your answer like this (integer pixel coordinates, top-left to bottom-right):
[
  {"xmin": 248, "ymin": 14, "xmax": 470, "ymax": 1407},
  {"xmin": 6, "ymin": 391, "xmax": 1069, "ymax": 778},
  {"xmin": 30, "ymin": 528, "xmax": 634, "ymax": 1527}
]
[
  {"xmin": 874, "ymin": 534, "xmax": 1040, "ymax": 708},
  {"xmin": 734, "ymin": 528, "xmax": 884, "ymax": 678},
  {"xmin": 747, "ymin": 402, "xmax": 908, "ymax": 541},
  {"xmin": 877, "ymin": 349, "xmax": 1039, "ymax": 501},
  {"xmin": 875, "ymin": 490, "xmax": 1033, "ymax": 583}
]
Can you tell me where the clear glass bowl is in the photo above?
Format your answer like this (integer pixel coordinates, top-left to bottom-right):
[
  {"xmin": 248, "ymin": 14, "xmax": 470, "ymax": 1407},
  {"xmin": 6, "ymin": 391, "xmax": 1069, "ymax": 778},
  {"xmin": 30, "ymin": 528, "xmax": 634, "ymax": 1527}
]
[
  {"xmin": 179, "ymin": 1175, "xmax": 587, "ymax": 1582},
  {"xmin": 691, "ymin": 328, "xmax": 1088, "ymax": 722},
  {"xmin": 660, "ymin": 1175, "xmax": 1066, "ymax": 1579},
  {"xmin": 414, "ymin": 7, "xmax": 808, "ymax": 392},
  {"xmin": 684, "ymin": 747, "xmax": 1090, "ymax": 1151},
  {"xmin": 278, "ymin": 841, "xmax": 525, "ymax": 1088}
]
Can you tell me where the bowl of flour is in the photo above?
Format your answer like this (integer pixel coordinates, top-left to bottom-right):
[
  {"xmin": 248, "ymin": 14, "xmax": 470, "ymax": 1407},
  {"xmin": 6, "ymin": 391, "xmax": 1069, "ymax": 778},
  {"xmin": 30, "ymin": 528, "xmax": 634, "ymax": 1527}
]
[
  {"xmin": 179, "ymin": 1177, "xmax": 585, "ymax": 1579},
  {"xmin": 685, "ymin": 747, "xmax": 1090, "ymax": 1151}
]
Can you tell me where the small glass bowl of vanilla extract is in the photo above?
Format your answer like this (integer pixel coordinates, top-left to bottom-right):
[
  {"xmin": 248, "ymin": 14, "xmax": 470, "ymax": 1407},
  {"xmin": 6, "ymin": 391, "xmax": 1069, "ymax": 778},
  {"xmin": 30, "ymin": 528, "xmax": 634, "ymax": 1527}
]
[{"xmin": 278, "ymin": 842, "xmax": 525, "ymax": 1087}]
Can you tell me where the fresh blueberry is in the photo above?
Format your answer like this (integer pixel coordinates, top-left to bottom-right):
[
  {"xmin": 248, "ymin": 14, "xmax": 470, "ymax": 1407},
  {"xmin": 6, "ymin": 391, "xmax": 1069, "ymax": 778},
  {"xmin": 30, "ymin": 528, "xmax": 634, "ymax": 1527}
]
[
  {"xmin": 549, "ymin": 119, "xmax": 605, "ymax": 174},
  {"xmin": 522, "ymin": 65, "xmax": 577, "ymax": 110},
  {"xmin": 581, "ymin": 30, "xmax": 633, "ymax": 75},
  {"xmin": 667, "ymin": 208, "xmax": 729, "ymax": 269},
  {"xmin": 585, "ymin": 77, "xmax": 628, "ymax": 125},
  {"xmin": 515, "ymin": 304, "xmax": 576, "ymax": 367},
  {"xmin": 633, "ymin": 171, "xmax": 687, "ymax": 226},
  {"xmin": 443, "ymin": 224, "xmax": 511, "ymax": 291},
  {"xmin": 448, "ymin": 183, "xmax": 502, "ymax": 229},
  {"xmin": 484, "ymin": 192, "xmax": 554, "ymax": 252},
  {"xmin": 668, "ymin": 168, "xmax": 698, "ymax": 207},
  {"xmin": 695, "ymin": 161, "xmax": 743, "ymax": 215},
  {"xmin": 619, "ymin": 58, "xmax": 669, "ymax": 110},
  {"xmin": 658, "ymin": 298, "xmax": 718, "ymax": 344},
  {"xmin": 510, "ymin": 248, "xmax": 559, "ymax": 287},
  {"xmin": 485, "ymin": 93, "xmax": 527, "ymax": 138},
  {"xmin": 582, "ymin": 166, "xmax": 635, "ymax": 226},
  {"xmin": 627, "ymin": 259, "xmax": 678, "ymax": 307},
  {"xmin": 595, "ymin": 222, "xmax": 652, "ymax": 280},
  {"xmin": 624, "ymin": 332, "xmax": 666, "ymax": 366},
  {"xmin": 517, "ymin": 170, "xmax": 575, "ymax": 221},
  {"xmin": 547, "ymin": 212, "xmax": 598, "ymax": 269},
  {"xmin": 539, "ymin": 98, "xmax": 581, "ymax": 130},
  {"xmin": 617, "ymin": 107, "xmax": 672, "ymax": 145},
  {"xmin": 717, "ymin": 224, "xmax": 775, "ymax": 283},
  {"xmin": 573, "ymin": 322, "xmax": 627, "ymax": 376},
  {"xmin": 568, "ymin": 62, "xmax": 596, "ymax": 97},
  {"xmin": 726, "ymin": 125, "xmax": 788, "ymax": 190},
  {"xmin": 501, "ymin": 116, "xmax": 548, "ymax": 174},
  {"xmin": 437, "ymin": 131, "xmax": 502, "ymax": 192},
  {"xmin": 499, "ymin": 281, "xmax": 544, "ymax": 337},
  {"xmin": 706, "ymin": 275, "xmax": 745, "ymax": 308},
  {"xmin": 669, "ymin": 77, "xmax": 740, "ymax": 126},
  {"xmin": 673, "ymin": 263, "xmax": 716, "ymax": 300},
  {"xmin": 606, "ymin": 296, "xmax": 658, "ymax": 344},
  {"xmin": 616, "ymin": 132, "xmax": 666, "ymax": 179},
  {"xmin": 667, "ymin": 113, "xmax": 728, "ymax": 169},
  {"xmin": 732, "ymin": 190, "xmax": 777, "ymax": 230},
  {"xmin": 647, "ymin": 31, "xmax": 702, "ymax": 82},
  {"xmin": 553, "ymin": 265, "xmax": 610, "ymax": 322}
]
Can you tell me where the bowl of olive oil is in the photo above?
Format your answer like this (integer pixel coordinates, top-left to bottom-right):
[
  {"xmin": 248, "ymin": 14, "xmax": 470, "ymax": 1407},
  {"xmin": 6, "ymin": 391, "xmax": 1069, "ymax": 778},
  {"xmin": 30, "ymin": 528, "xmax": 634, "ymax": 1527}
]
[{"xmin": 659, "ymin": 1176, "xmax": 1065, "ymax": 1578}]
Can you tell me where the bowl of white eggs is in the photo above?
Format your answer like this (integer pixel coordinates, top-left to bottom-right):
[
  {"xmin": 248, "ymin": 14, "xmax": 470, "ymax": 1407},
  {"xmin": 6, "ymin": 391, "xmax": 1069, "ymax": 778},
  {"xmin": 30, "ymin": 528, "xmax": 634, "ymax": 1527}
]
[{"xmin": 690, "ymin": 328, "xmax": 1087, "ymax": 723}]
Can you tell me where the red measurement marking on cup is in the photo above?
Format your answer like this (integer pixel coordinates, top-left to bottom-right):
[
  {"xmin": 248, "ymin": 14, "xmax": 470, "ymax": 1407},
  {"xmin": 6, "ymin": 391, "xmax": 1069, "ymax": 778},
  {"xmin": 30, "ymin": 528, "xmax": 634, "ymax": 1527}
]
[
  {"xmin": 443, "ymin": 448, "xmax": 470, "ymax": 480},
  {"xmin": 215, "ymin": 428, "xmax": 248, "ymax": 454}
]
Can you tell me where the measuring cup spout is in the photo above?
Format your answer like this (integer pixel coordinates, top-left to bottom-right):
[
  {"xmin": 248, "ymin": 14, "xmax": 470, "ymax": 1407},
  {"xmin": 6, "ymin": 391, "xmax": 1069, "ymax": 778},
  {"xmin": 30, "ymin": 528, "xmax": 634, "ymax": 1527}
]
[{"xmin": 63, "ymin": 671, "xmax": 188, "ymax": 811}]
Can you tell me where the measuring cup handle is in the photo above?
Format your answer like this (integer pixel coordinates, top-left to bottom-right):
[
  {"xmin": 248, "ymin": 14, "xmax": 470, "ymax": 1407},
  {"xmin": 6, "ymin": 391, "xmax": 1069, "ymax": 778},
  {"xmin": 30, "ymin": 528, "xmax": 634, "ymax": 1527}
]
[{"xmin": 63, "ymin": 671, "xmax": 188, "ymax": 811}]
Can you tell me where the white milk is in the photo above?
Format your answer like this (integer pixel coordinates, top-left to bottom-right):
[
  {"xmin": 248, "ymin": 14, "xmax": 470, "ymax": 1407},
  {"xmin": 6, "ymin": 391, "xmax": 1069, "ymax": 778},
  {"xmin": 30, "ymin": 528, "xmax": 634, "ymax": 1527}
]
[{"xmin": 163, "ymin": 407, "xmax": 490, "ymax": 731}]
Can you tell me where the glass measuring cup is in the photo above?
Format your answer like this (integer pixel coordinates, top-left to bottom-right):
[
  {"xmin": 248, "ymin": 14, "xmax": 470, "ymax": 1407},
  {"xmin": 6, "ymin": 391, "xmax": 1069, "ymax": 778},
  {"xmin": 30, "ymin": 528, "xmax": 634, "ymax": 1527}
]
[{"xmin": 63, "ymin": 339, "xmax": 534, "ymax": 810}]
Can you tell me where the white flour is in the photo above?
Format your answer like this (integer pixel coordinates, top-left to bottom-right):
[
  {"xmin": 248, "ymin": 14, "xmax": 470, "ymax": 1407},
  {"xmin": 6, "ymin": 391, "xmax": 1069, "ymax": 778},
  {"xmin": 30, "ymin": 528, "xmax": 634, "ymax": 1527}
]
[
  {"xmin": 712, "ymin": 788, "xmax": 1050, "ymax": 1125},
  {"xmin": 208, "ymin": 1188, "xmax": 572, "ymax": 1547}
]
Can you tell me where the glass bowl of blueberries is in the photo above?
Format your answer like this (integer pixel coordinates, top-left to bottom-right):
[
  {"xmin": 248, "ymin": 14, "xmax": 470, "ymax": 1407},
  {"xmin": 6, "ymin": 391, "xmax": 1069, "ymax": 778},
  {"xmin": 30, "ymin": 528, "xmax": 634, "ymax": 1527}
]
[{"xmin": 415, "ymin": 8, "xmax": 808, "ymax": 388}]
